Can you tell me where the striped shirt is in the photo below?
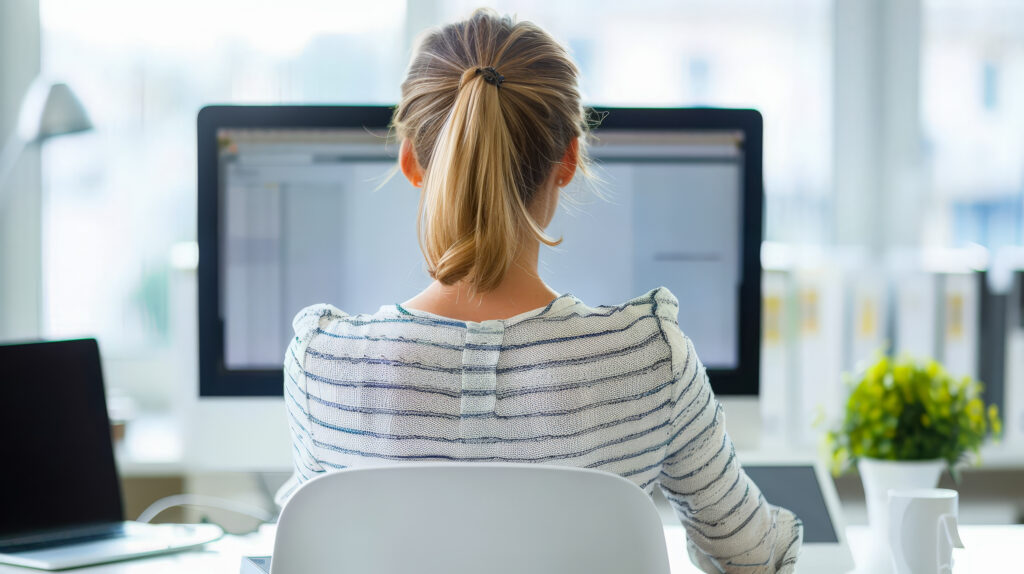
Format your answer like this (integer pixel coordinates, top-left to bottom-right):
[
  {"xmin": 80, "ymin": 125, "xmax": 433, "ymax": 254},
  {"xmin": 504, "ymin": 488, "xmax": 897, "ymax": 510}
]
[{"xmin": 278, "ymin": 287, "xmax": 801, "ymax": 573}]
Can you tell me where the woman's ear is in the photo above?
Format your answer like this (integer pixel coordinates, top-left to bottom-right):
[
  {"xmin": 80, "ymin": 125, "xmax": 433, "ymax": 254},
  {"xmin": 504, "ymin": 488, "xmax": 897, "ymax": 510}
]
[
  {"xmin": 556, "ymin": 137, "xmax": 579, "ymax": 187},
  {"xmin": 400, "ymin": 139, "xmax": 424, "ymax": 188}
]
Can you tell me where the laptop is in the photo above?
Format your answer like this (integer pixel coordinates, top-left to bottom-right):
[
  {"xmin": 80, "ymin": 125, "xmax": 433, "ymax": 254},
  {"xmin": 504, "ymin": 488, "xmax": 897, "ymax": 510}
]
[{"xmin": 0, "ymin": 339, "xmax": 222, "ymax": 570}]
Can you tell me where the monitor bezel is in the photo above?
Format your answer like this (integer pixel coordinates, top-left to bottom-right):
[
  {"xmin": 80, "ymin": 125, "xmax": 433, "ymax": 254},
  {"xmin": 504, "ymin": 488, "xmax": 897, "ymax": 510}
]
[{"xmin": 198, "ymin": 105, "xmax": 762, "ymax": 397}]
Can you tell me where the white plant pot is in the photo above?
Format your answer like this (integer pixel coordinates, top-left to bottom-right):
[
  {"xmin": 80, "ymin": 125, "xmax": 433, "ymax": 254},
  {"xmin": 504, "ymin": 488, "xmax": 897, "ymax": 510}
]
[{"xmin": 857, "ymin": 458, "xmax": 945, "ymax": 574}]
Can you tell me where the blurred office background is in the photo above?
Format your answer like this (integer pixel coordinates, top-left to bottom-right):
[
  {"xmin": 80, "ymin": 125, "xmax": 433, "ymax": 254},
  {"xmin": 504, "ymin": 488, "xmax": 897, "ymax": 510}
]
[{"xmin": 1, "ymin": 0, "xmax": 1022, "ymax": 528}]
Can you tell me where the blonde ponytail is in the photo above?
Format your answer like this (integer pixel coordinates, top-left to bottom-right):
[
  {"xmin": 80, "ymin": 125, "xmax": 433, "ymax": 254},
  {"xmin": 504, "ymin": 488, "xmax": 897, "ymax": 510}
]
[{"xmin": 393, "ymin": 9, "xmax": 588, "ymax": 292}]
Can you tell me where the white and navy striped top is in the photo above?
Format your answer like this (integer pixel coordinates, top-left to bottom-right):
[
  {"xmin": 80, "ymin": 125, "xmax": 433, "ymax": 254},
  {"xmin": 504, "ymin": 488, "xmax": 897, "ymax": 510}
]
[{"xmin": 279, "ymin": 287, "xmax": 801, "ymax": 573}]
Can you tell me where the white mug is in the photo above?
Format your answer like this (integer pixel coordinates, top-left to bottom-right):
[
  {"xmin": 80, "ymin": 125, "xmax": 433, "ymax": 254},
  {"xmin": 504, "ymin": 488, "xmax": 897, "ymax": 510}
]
[{"xmin": 888, "ymin": 488, "xmax": 965, "ymax": 574}]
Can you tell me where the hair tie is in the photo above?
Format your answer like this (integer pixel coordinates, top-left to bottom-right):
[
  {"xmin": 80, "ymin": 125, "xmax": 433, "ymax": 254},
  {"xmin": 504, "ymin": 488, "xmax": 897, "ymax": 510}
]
[{"xmin": 476, "ymin": 66, "xmax": 505, "ymax": 88}]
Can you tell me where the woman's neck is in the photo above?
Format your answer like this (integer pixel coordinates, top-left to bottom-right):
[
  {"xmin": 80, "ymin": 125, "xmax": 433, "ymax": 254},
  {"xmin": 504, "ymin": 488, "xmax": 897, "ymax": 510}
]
[{"xmin": 402, "ymin": 241, "xmax": 559, "ymax": 322}]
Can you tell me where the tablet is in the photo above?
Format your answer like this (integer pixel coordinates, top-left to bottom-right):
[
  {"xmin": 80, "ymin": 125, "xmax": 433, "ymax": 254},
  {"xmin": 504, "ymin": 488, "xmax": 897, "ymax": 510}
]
[{"xmin": 743, "ymin": 461, "xmax": 855, "ymax": 572}]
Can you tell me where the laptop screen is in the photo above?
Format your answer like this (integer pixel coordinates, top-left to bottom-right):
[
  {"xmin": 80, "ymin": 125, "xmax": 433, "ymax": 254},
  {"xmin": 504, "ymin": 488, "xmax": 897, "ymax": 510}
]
[{"xmin": 0, "ymin": 339, "xmax": 123, "ymax": 537}]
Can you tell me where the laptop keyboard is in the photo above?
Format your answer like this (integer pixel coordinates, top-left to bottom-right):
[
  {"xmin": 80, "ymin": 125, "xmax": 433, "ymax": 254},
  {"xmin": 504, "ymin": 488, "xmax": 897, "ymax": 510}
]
[{"xmin": 0, "ymin": 523, "xmax": 127, "ymax": 554}]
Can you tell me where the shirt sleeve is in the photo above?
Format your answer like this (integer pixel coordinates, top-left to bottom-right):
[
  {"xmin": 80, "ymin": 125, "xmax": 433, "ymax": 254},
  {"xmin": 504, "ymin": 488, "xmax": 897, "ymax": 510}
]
[
  {"xmin": 275, "ymin": 304, "xmax": 347, "ymax": 506},
  {"xmin": 653, "ymin": 290, "xmax": 803, "ymax": 573}
]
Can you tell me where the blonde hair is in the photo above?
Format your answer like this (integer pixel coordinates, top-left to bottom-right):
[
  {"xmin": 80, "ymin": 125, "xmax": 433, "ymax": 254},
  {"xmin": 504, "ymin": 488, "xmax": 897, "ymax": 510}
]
[{"xmin": 392, "ymin": 9, "xmax": 588, "ymax": 293}]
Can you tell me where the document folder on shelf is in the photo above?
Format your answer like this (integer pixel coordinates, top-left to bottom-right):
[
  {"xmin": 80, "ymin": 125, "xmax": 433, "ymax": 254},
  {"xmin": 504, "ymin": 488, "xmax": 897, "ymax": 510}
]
[
  {"xmin": 941, "ymin": 272, "xmax": 980, "ymax": 380},
  {"xmin": 794, "ymin": 269, "xmax": 844, "ymax": 445},
  {"xmin": 760, "ymin": 270, "xmax": 792, "ymax": 446},
  {"xmin": 896, "ymin": 272, "xmax": 939, "ymax": 359},
  {"xmin": 1006, "ymin": 272, "xmax": 1024, "ymax": 445},
  {"xmin": 849, "ymin": 274, "xmax": 888, "ymax": 370}
]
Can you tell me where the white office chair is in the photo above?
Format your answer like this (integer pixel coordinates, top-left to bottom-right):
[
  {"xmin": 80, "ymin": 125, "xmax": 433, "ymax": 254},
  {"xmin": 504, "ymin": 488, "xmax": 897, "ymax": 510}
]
[{"xmin": 272, "ymin": 462, "xmax": 672, "ymax": 574}]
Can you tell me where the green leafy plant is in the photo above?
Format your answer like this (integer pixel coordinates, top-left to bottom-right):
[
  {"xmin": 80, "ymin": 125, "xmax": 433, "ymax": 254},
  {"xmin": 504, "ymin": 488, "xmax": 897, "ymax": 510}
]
[{"xmin": 824, "ymin": 355, "xmax": 1002, "ymax": 480}]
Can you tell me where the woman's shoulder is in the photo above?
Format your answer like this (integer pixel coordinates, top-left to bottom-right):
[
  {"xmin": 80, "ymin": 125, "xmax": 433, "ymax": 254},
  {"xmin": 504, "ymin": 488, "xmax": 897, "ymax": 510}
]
[
  {"xmin": 290, "ymin": 303, "xmax": 349, "ymax": 342},
  {"xmin": 632, "ymin": 286, "xmax": 679, "ymax": 315},
  {"xmin": 571, "ymin": 286, "xmax": 680, "ymax": 320},
  {"xmin": 541, "ymin": 287, "xmax": 686, "ymax": 348},
  {"xmin": 289, "ymin": 302, "xmax": 416, "ymax": 347},
  {"xmin": 609, "ymin": 287, "xmax": 692, "ymax": 376},
  {"xmin": 549, "ymin": 286, "xmax": 694, "ymax": 378}
]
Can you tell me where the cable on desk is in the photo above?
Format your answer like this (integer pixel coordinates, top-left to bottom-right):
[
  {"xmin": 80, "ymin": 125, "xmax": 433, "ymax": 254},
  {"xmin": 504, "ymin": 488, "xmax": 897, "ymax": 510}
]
[{"xmin": 137, "ymin": 494, "xmax": 275, "ymax": 525}]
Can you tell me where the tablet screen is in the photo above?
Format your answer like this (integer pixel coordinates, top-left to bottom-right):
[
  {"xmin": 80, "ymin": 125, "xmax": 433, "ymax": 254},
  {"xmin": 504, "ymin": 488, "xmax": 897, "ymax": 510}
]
[{"xmin": 743, "ymin": 465, "xmax": 839, "ymax": 543}]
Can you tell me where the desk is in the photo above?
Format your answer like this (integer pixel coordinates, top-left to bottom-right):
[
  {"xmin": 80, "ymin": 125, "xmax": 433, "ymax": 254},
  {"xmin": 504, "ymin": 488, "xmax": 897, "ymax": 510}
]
[
  {"xmin": 1, "ymin": 524, "xmax": 1020, "ymax": 573},
  {"xmin": 845, "ymin": 525, "xmax": 1023, "ymax": 573}
]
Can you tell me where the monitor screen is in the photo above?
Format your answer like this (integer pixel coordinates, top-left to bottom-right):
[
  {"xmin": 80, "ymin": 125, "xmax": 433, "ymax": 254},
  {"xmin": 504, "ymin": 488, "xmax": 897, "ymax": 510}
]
[
  {"xmin": 197, "ymin": 106, "xmax": 762, "ymax": 396},
  {"xmin": 218, "ymin": 128, "xmax": 742, "ymax": 371}
]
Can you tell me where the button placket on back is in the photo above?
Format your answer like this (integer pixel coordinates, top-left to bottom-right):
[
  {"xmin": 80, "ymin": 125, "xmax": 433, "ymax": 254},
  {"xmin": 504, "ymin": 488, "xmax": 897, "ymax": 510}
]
[{"xmin": 459, "ymin": 321, "xmax": 504, "ymax": 447}]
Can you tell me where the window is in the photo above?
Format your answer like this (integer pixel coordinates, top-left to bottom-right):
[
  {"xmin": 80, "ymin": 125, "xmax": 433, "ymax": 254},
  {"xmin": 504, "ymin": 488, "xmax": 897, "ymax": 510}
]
[
  {"xmin": 437, "ymin": 0, "xmax": 834, "ymax": 244},
  {"xmin": 922, "ymin": 0, "xmax": 1024, "ymax": 251},
  {"xmin": 39, "ymin": 1, "xmax": 406, "ymax": 346},
  {"xmin": 39, "ymin": 0, "xmax": 406, "ymax": 404}
]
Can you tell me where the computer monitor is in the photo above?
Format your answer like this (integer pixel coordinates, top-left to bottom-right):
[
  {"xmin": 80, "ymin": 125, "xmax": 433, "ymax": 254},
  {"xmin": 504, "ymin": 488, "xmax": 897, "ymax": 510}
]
[{"xmin": 197, "ymin": 106, "xmax": 762, "ymax": 397}]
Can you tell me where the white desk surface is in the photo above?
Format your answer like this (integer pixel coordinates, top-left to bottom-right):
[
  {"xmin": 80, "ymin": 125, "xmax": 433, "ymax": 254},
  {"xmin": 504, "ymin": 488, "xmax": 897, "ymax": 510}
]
[
  {"xmin": 1, "ymin": 524, "xmax": 1020, "ymax": 574},
  {"xmin": 845, "ymin": 525, "xmax": 1023, "ymax": 574}
]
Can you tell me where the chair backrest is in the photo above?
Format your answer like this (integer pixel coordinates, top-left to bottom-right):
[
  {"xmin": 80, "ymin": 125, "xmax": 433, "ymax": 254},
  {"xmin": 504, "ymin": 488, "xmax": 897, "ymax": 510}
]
[{"xmin": 271, "ymin": 463, "xmax": 672, "ymax": 574}]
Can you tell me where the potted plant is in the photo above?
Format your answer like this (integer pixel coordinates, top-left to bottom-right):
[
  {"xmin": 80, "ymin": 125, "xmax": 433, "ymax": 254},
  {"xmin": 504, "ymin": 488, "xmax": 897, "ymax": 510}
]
[{"xmin": 823, "ymin": 355, "xmax": 1002, "ymax": 572}]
